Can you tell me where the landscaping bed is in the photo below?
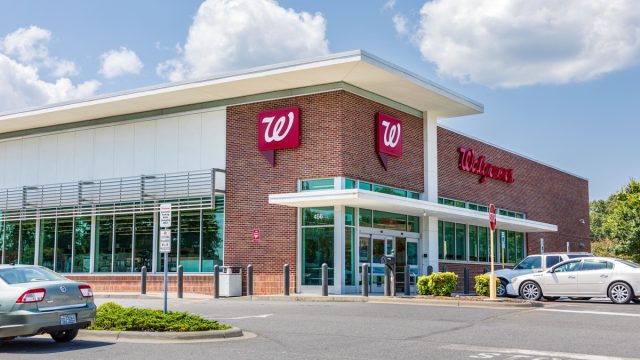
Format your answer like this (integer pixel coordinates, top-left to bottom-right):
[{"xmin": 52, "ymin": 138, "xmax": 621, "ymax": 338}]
[{"xmin": 88, "ymin": 302, "xmax": 230, "ymax": 332}]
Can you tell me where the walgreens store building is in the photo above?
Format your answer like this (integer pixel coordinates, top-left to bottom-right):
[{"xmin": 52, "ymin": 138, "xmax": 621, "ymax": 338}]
[{"xmin": 0, "ymin": 51, "xmax": 589, "ymax": 294}]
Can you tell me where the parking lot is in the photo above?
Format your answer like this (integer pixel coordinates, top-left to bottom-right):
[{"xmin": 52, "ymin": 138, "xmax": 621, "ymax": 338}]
[{"xmin": 2, "ymin": 295, "xmax": 639, "ymax": 360}]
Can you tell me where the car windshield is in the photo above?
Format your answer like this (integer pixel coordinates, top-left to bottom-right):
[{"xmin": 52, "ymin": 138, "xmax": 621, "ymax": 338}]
[
  {"xmin": 514, "ymin": 256, "xmax": 541, "ymax": 270},
  {"xmin": 0, "ymin": 267, "xmax": 67, "ymax": 285}
]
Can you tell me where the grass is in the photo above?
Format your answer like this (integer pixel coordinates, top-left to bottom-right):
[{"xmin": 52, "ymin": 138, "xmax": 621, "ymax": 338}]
[{"xmin": 88, "ymin": 302, "xmax": 231, "ymax": 332}]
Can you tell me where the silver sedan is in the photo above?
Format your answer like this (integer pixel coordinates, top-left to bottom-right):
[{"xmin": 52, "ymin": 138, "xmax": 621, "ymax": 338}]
[
  {"xmin": 0, "ymin": 265, "xmax": 96, "ymax": 343},
  {"xmin": 509, "ymin": 257, "xmax": 640, "ymax": 304}
]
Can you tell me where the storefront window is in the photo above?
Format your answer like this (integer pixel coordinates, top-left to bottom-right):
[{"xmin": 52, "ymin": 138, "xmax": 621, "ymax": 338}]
[
  {"xmin": 74, "ymin": 217, "xmax": 91, "ymax": 273},
  {"xmin": 515, "ymin": 233, "xmax": 525, "ymax": 262},
  {"xmin": 302, "ymin": 178, "xmax": 334, "ymax": 191},
  {"xmin": 39, "ymin": 219, "xmax": 56, "ymax": 269},
  {"xmin": 344, "ymin": 207, "xmax": 355, "ymax": 286},
  {"xmin": 4, "ymin": 221, "xmax": 19, "ymax": 264},
  {"xmin": 302, "ymin": 207, "xmax": 334, "ymax": 286},
  {"xmin": 20, "ymin": 220, "xmax": 36, "ymax": 265},
  {"xmin": 134, "ymin": 213, "xmax": 154, "ymax": 272},
  {"xmin": 202, "ymin": 197, "xmax": 224, "ymax": 272},
  {"xmin": 179, "ymin": 211, "xmax": 200, "ymax": 272},
  {"xmin": 373, "ymin": 211, "xmax": 407, "ymax": 231},
  {"xmin": 55, "ymin": 218, "xmax": 73, "ymax": 272},
  {"xmin": 158, "ymin": 211, "xmax": 179, "ymax": 272},
  {"xmin": 478, "ymin": 227, "xmax": 489, "ymax": 262},
  {"xmin": 507, "ymin": 231, "xmax": 516, "ymax": 263},
  {"xmin": 407, "ymin": 242, "xmax": 418, "ymax": 265},
  {"xmin": 359, "ymin": 208, "xmax": 372, "ymax": 227},
  {"xmin": 455, "ymin": 224, "xmax": 466, "ymax": 261},
  {"xmin": 95, "ymin": 215, "xmax": 113, "ymax": 272},
  {"xmin": 114, "ymin": 214, "xmax": 133, "ymax": 272},
  {"xmin": 444, "ymin": 222, "xmax": 455, "ymax": 260},
  {"xmin": 407, "ymin": 216, "xmax": 420, "ymax": 233},
  {"xmin": 345, "ymin": 179, "xmax": 356, "ymax": 189},
  {"xmin": 469, "ymin": 225, "xmax": 478, "ymax": 261},
  {"xmin": 438, "ymin": 221, "xmax": 444, "ymax": 259}
]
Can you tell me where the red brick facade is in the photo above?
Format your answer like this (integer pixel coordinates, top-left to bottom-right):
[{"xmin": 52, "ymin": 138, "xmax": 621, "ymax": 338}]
[
  {"xmin": 224, "ymin": 90, "xmax": 423, "ymax": 295},
  {"xmin": 437, "ymin": 127, "xmax": 590, "ymax": 254}
]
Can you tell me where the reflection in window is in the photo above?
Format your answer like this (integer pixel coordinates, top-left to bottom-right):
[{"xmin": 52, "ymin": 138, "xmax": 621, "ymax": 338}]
[
  {"xmin": 95, "ymin": 215, "xmax": 113, "ymax": 272},
  {"xmin": 20, "ymin": 220, "xmax": 36, "ymax": 265},
  {"xmin": 55, "ymin": 218, "xmax": 73, "ymax": 272},
  {"xmin": 202, "ymin": 198, "xmax": 224, "ymax": 272},
  {"xmin": 74, "ymin": 217, "xmax": 91, "ymax": 273},
  {"xmin": 3, "ymin": 221, "xmax": 19, "ymax": 264},
  {"xmin": 114, "ymin": 214, "xmax": 133, "ymax": 272},
  {"xmin": 39, "ymin": 219, "xmax": 56, "ymax": 269},
  {"xmin": 134, "ymin": 213, "xmax": 154, "ymax": 272},
  {"xmin": 179, "ymin": 211, "xmax": 200, "ymax": 272}
]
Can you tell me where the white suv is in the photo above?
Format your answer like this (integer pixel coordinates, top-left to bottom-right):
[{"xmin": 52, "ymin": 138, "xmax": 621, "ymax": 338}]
[{"xmin": 491, "ymin": 252, "xmax": 593, "ymax": 297}]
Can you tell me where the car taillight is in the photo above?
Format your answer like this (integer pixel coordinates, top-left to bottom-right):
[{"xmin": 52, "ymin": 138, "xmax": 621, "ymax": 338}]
[
  {"xmin": 79, "ymin": 285, "xmax": 93, "ymax": 298},
  {"xmin": 16, "ymin": 288, "xmax": 46, "ymax": 303}
]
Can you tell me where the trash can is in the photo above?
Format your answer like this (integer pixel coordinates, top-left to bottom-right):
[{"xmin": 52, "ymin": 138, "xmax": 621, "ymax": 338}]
[{"xmin": 219, "ymin": 266, "xmax": 242, "ymax": 297}]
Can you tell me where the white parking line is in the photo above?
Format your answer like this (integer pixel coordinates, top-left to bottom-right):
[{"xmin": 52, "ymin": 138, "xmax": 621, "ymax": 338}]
[
  {"xmin": 215, "ymin": 313, "xmax": 273, "ymax": 320},
  {"xmin": 538, "ymin": 308, "xmax": 640, "ymax": 318},
  {"xmin": 444, "ymin": 344, "xmax": 637, "ymax": 360}
]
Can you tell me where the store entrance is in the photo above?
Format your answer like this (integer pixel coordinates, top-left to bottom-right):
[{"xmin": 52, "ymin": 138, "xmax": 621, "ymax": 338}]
[{"xmin": 364, "ymin": 234, "xmax": 418, "ymax": 294}]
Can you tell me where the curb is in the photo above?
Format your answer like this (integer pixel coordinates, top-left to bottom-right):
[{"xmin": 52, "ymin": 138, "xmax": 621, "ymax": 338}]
[
  {"xmin": 249, "ymin": 295, "xmax": 542, "ymax": 308},
  {"xmin": 79, "ymin": 327, "xmax": 243, "ymax": 342}
]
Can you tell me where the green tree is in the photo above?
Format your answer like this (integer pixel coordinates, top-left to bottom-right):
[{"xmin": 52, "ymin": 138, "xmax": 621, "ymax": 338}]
[{"xmin": 590, "ymin": 179, "xmax": 640, "ymax": 262}]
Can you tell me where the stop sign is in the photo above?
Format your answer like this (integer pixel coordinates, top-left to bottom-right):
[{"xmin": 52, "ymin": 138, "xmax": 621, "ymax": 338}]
[{"xmin": 489, "ymin": 203, "xmax": 497, "ymax": 231}]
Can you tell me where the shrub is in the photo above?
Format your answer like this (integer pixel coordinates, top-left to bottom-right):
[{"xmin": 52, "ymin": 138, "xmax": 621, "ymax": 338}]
[
  {"xmin": 417, "ymin": 272, "xmax": 458, "ymax": 296},
  {"xmin": 428, "ymin": 272, "xmax": 458, "ymax": 296},
  {"xmin": 89, "ymin": 302, "xmax": 230, "ymax": 332},
  {"xmin": 474, "ymin": 274, "xmax": 501, "ymax": 296},
  {"xmin": 417, "ymin": 275, "xmax": 431, "ymax": 295}
]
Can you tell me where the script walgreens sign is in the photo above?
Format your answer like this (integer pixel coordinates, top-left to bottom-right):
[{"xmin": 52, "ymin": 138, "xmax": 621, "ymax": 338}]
[
  {"xmin": 457, "ymin": 147, "xmax": 514, "ymax": 184},
  {"xmin": 376, "ymin": 113, "xmax": 403, "ymax": 170},
  {"xmin": 258, "ymin": 107, "xmax": 300, "ymax": 166}
]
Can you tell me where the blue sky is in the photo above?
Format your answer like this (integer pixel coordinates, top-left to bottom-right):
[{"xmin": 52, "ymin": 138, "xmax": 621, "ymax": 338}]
[{"xmin": 1, "ymin": 0, "xmax": 639, "ymax": 201}]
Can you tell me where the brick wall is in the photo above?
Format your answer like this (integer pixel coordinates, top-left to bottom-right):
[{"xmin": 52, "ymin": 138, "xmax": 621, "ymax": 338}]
[
  {"xmin": 437, "ymin": 127, "xmax": 590, "ymax": 254},
  {"xmin": 67, "ymin": 275, "xmax": 214, "ymax": 295},
  {"xmin": 225, "ymin": 90, "xmax": 424, "ymax": 295}
]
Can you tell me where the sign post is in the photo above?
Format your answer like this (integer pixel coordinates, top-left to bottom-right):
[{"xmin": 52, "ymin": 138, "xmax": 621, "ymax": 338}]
[
  {"xmin": 500, "ymin": 231, "xmax": 506, "ymax": 269},
  {"xmin": 159, "ymin": 203, "xmax": 172, "ymax": 314},
  {"xmin": 488, "ymin": 203, "xmax": 497, "ymax": 300}
]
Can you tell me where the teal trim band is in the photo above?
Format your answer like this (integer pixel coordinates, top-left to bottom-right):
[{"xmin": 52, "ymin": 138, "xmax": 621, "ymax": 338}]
[{"xmin": 0, "ymin": 82, "xmax": 423, "ymax": 140}]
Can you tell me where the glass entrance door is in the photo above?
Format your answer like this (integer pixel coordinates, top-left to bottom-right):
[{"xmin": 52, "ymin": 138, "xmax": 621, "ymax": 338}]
[{"xmin": 395, "ymin": 237, "xmax": 407, "ymax": 294}]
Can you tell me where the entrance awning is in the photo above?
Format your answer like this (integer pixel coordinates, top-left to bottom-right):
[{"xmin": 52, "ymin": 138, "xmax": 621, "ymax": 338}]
[{"xmin": 269, "ymin": 189, "xmax": 557, "ymax": 233}]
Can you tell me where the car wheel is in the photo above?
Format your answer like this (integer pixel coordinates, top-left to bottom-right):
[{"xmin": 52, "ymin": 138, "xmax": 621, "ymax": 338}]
[
  {"xmin": 520, "ymin": 281, "xmax": 542, "ymax": 301},
  {"xmin": 543, "ymin": 296, "xmax": 560, "ymax": 301},
  {"xmin": 609, "ymin": 282, "xmax": 633, "ymax": 304},
  {"xmin": 50, "ymin": 329, "xmax": 79, "ymax": 343},
  {"xmin": 569, "ymin": 297, "xmax": 592, "ymax": 301},
  {"xmin": 497, "ymin": 279, "xmax": 507, "ymax": 297}
]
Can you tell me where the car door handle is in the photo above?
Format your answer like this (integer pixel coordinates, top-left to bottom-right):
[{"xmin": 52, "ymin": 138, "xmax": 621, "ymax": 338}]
[
  {"xmin": 568, "ymin": 276, "xmax": 576, "ymax": 279},
  {"xmin": 600, "ymin": 274, "xmax": 609, "ymax": 278}
]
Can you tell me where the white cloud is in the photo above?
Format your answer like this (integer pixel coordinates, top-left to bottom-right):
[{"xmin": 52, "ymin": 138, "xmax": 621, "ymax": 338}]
[
  {"xmin": 415, "ymin": 0, "xmax": 640, "ymax": 88},
  {"xmin": 392, "ymin": 14, "xmax": 409, "ymax": 36},
  {"xmin": 157, "ymin": 0, "xmax": 329, "ymax": 81},
  {"xmin": 99, "ymin": 47, "xmax": 144, "ymax": 78},
  {"xmin": 383, "ymin": 0, "xmax": 396, "ymax": 11},
  {"xmin": 0, "ymin": 26, "xmax": 100, "ymax": 113},
  {"xmin": 1, "ymin": 26, "xmax": 79, "ymax": 78}
]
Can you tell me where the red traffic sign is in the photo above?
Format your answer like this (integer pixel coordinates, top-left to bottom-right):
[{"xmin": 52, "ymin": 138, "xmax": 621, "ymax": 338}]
[
  {"xmin": 252, "ymin": 229, "xmax": 261, "ymax": 243},
  {"xmin": 489, "ymin": 203, "xmax": 497, "ymax": 231}
]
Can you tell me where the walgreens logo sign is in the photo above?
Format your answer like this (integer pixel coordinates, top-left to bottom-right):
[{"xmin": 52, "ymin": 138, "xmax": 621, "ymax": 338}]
[
  {"xmin": 257, "ymin": 107, "xmax": 300, "ymax": 166},
  {"xmin": 376, "ymin": 113, "xmax": 403, "ymax": 170},
  {"xmin": 457, "ymin": 147, "xmax": 514, "ymax": 184}
]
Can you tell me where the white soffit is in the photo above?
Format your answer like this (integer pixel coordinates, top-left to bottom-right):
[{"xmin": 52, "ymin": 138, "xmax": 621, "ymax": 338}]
[
  {"xmin": 269, "ymin": 189, "xmax": 558, "ymax": 233},
  {"xmin": 0, "ymin": 50, "xmax": 483, "ymax": 135}
]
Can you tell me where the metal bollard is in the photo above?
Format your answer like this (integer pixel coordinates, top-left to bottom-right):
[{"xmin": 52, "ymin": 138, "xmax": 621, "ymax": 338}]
[
  {"xmin": 177, "ymin": 265, "xmax": 184, "ymax": 299},
  {"xmin": 247, "ymin": 264, "xmax": 253, "ymax": 296},
  {"xmin": 321, "ymin": 263, "xmax": 328, "ymax": 296},
  {"xmin": 362, "ymin": 263, "xmax": 369, "ymax": 297},
  {"xmin": 427, "ymin": 265, "xmax": 433, "ymax": 276},
  {"xmin": 404, "ymin": 265, "xmax": 411, "ymax": 296},
  {"xmin": 484, "ymin": 267, "xmax": 489, "ymax": 274},
  {"xmin": 140, "ymin": 266, "xmax": 147, "ymax": 295},
  {"xmin": 463, "ymin": 267, "xmax": 469, "ymax": 295},
  {"xmin": 213, "ymin": 265, "xmax": 220, "ymax": 299},
  {"xmin": 384, "ymin": 266, "xmax": 391, "ymax": 296},
  {"xmin": 283, "ymin": 264, "xmax": 290, "ymax": 296}
]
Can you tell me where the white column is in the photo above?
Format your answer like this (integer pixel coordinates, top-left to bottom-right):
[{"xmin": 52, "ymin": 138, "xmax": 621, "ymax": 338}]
[
  {"xmin": 421, "ymin": 112, "xmax": 440, "ymax": 274},
  {"xmin": 424, "ymin": 112, "xmax": 439, "ymax": 202}
]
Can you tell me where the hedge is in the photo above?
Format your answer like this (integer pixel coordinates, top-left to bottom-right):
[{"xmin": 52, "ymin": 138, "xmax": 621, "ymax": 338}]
[
  {"xmin": 417, "ymin": 272, "xmax": 458, "ymax": 296},
  {"xmin": 88, "ymin": 302, "xmax": 230, "ymax": 332},
  {"xmin": 474, "ymin": 274, "xmax": 501, "ymax": 296}
]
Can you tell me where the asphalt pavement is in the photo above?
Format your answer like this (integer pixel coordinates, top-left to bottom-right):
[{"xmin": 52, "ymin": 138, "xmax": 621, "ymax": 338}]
[{"xmin": 2, "ymin": 296, "xmax": 639, "ymax": 360}]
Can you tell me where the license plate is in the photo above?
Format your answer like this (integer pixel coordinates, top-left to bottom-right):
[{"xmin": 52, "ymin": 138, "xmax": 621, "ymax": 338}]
[{"xmin": 60, "ymin": 314, "xmax": 77, "ymax": 325}]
